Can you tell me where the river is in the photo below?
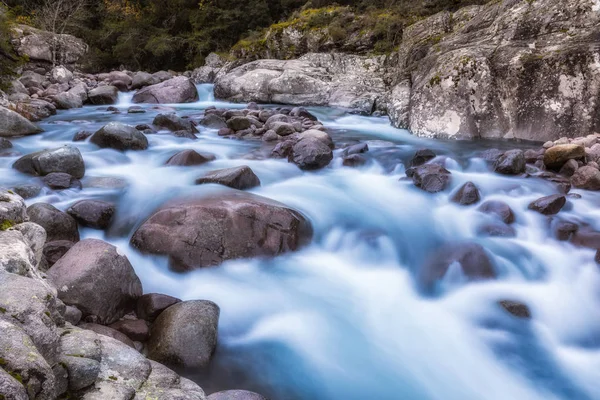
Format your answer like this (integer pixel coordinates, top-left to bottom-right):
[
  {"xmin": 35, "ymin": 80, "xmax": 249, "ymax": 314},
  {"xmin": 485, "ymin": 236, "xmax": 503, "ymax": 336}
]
[{"xmin": 2, "ymin": 84, "xmax": 600, "ymax": 400}]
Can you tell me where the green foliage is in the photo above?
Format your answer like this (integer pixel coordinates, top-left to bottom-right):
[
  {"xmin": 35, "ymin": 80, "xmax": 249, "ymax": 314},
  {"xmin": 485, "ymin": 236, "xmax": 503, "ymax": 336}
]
[{"xmin": 0, "ymin": 6, "xmax": 21, "ymax": 90}]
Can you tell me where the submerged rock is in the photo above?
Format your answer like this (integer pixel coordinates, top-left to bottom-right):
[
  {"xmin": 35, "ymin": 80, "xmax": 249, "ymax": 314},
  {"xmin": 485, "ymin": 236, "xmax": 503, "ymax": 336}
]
[
  {"xmin": 478, "ymin": 200, "xmax": 515, "ymax": 224},
  {"xmin": 499, "ymin": 300, "xmax": 531, "ymax": 319}
]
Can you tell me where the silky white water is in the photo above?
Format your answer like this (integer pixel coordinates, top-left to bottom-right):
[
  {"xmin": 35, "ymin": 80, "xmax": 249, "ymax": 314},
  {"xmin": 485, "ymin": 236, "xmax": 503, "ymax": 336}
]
[{"xmin": 2, "ymin": 85, "xmax": 600, "ymax": 399}]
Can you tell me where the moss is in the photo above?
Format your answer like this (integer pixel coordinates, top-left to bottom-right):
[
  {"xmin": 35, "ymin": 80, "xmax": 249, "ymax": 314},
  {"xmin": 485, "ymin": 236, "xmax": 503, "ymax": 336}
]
[
  {"xmin": 429, "ymin": 74, "xmax": 442, "ymax": 86},
  {"xmin": 0, "ymin": 220, "xmax": 14, "ymax": 231},
  {"xmin": 9, "ymin": 371, "xmax": 23, "ymax": 384},
  {"xmin": 108, "ymin": 375, "xmax": 118, "ymax": 381},
  {"xmin": 44, "ymin": 311, "xmax": 51, "ymax": 318},
  {"xmin": 0, "ymin": 307, "xmax": 6, "ymax": 314},
  {"xmin": 0, "ymin": 357, "xmax": 6, "ymax": 365}
]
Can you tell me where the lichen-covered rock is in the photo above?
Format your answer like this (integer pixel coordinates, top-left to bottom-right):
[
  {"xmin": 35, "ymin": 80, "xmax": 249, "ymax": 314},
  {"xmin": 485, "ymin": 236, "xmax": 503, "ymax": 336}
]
[
  {"xmin": 0, "ymin": 189, "xmax": 28, "ymax": 228},
  {"xmin": 0, "ymin": 367, "xmax": 28, "ymax": 400},
  {"xmin": 12, "ymin": 24, "xmax": 88, "ymax": 66}
]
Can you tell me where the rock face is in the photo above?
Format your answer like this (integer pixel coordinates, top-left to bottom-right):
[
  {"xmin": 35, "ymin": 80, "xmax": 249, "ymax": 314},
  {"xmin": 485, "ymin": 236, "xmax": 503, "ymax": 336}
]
[
  {"xmin": 13, "ymin": 146, "xmax": 85, "ymax": 178},
  {"xmin": 90, "ymin": 122, "xmax": 149, "ymax": 151},
  {"xmin": 0, "ymin": 106, "xmax": 43, "ymax": 137},
  {"xmin": 132, "ymin": 76, "xmax": 199, "ymax": 104},
  {"xmin": 146, "ymin": 300, "xmax": 219, "ymax": 370},
  {"xmin": 214, "ymin": 54, "xmax": 387, "ymax": 114},
  {"xmin": 11, "ymin": 24, "xmax": 88, "ymax": 66},
  {"xmin": 131, "ymin": 192, "xmax": 312, "ymax": 270},
  {"xmin": 196, "ymin": 166, "xmax": 261, "ymax": 190},
  {"xmin": 48, "ymin": 239, "xmax": 142, "ymax": 324}
]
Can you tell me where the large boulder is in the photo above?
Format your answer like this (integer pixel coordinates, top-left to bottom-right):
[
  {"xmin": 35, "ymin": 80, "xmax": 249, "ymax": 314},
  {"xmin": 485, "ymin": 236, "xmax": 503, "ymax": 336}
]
[
  {"xmin": 13, "ymin": 145, "xmax": 85, "ymax": 178},
  {"xmin": 53, "ymin": 91, "xmax": 83, "ymax": 109},
  {"xmin": 88, "ymin": 86, "xmax": 119, "ymax": 105},
  {"xmin": 12, "ymin": 24, "xmax": 87, "ymax": 65},
  {"xmin": 90, "ymin": 122, "xmax": 149, "ymax": 151},
  {"xmin": 27, "ymin": 203, "xmax": 80, "ymax": 242},
  {"xmin": 195, "ymin": 166, "xmax": 261, "ymax": 190},
  {"xmin": 291, "ymin": 137, "xmax": 333, "ymax": 170},
  {"xmin": 15, "ymin": 98, "xmax": 57, "ymax": 121},
  {"xmin": 543, "ymin": 144, "xmax": 585, "ymax": 170},
  {"xmin": 131, "ymin": 192, "xmax": 312, "ymax": 270},
  {"xmin": 132, "ymin": 76, "xmax": 199, "ymax": 104},
  {"xmin": 47, "ymin": 239, "xmax": 143, "ymax": 324},
  {"xmin": 0, "ymin": 106, "xmax": 43, "ymax": 137},
  {"xmin": 146, "ymin": 300, "xmax": 219, "ymax": 370}
]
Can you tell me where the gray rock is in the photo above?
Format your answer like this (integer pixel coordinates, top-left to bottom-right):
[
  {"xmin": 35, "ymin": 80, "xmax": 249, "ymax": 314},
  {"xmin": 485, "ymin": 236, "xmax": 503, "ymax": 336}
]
[
  {"xmin": 11, "ymin": 184, "xmax": 41, "ymax": 199},
  {"xmin": 64, "ymin": 305, "xmax": 82, "ymax": 325},
  {"xmin": 451, "ymin": 182, "xmax": 480, "ymax": 205},
  {"xmin": 131, "ymin": 72, "xmax": 160, "ymax": 90},
  {"xmin": 43, "ymin": 240, "xmax": 74, "ymax": 268},
  {"xmin": 0, "ymin": 106, "xmax": 43, "ymax": 137},
  {"xmin": 133, "ymin": 360, "xmax": 206, "ymax": 400},
  {"xmin": 13, "ymin": 145, "xmax": 85, "ymax": 178},
  {"xmin": 42, "ymin": 172, "xmax": 82, "ymax": 190},
  {"xmin": 53, "ymin": 91, "xmax": 83, "ymax": 109},
  {"xmin": 208, "ymin": 390, "xmax": 267, "ymax": 400},
  {"xmin": 67, "ymin": 200, "xmax": 115, "ymax": 230},
  {"xmin": 200, "ymin": 114, "xmax": 227, "ymax": 129},
  {"xmin": 499, "ymin": 300, "xmax": 531, "ymax": 319},
  {"xmin": 195, "ymin": 166, "xmax": 261, "ymax": 190},
  {"xmin": 132, "ymin": 76, "xmax": 198, "ymax": 104},
  {"xmin": 528, "ymin": 194, "xmax": 566, "ymax": 215},
  {"xmin": 407, "ymin": 164, "xmax": 451, "ymax": 193},
  {"xmin": 165, "ymin": 150, "xmax": 216, "ymax": 167},
  {"xmin": 50, "ymin": 66, "xmax": 73, "ymax": 84},
  {"xmin": 27, "ymin": 203, "xmax": 80, "ymax": 242},
  {"xmin": 136, "ymin": 293, "xmax": 181, "ymax": 322},
  {"xmin": 0, "ymin": 367, "xmax": 28, "ymax": 400},
  {"xmin": 146, "ymin": 300, "xmax": 219, "ymax": 370},
  {"xmin": 494, "ymin": 150, "xmax": 525, "ymax": 175},
  {"xmin": 60, "ymin": 354, "xmax": 101, "ymax": 391},
  {"xmin": 0, "ymin": 230, "xmax": 37, "ymax": 275},
  {"xmin": 153, "ymin": 113, "xmax": 198, "ymax": 133},
  {"xmin": 13, "ymin": 222, "xmax": 46, "ymax": 267},
  {"xmin": 227, "ymin": 116, "xmax": 252, "ymax": 131},
  {"xmin": 410, "ymin": 149, "xmax": 436, "ymax": 167},
  {"xmin": 108, "ymin": 319, "xmax": 149, "ymax": 342},
  {"xmin": 291, "ymin": 137, "xmax": 333, "ymax": 170},
  {"xmin": 48, "ymin": 239, "xmax": 142, "ymax": 324},
  {"xmin": 16, "ymin": 99, "xmax": 57, "ymax": 121},
  {"xmin": 90, "ymin": 122, "xmax": 149, "ymax": 151},
  {"xmin": 571, "ymin": 166, "xmax": 600, "ymax": 190},
  {"xmin": 0, "ymin": 189, "xmax": 28, "ymax": 228},
  {"xmin": 478, "ymin": 200, "xmax": 515, "ymax": 224},
  {"xmin": 88, "ymin": 86, "xmax": 119, "ymax": 105},
  {"xmin": 79, "ymin": 323, "xmax": 135, "ymax": 348}
]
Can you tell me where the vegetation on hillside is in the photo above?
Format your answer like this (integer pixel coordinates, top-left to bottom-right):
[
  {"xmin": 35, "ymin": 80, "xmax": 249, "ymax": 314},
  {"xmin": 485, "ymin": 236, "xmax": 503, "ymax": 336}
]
[
  {"xmin": 4, "ymin": 0, "xmax": 488, "ymax": 73},
  {"xmin": 0, "ymin": 5, "xmax": 22, "ymax": 90}
]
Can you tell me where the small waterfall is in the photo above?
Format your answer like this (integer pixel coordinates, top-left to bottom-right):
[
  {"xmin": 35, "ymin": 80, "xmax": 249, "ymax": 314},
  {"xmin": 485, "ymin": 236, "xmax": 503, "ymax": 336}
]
[
  {"xmin": 117, "ymin": 91, "xmax": 135, "ymax": 107},
  {"xmin": 197, "ymin": 83, "xmax": 215, "ymax": 102}
]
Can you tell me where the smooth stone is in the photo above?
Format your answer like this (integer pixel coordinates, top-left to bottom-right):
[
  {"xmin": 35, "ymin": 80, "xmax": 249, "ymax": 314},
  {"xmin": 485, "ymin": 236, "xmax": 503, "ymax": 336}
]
[{"xmin": 195, "ymin": 166, "xmax": 261, "ymax": 190}]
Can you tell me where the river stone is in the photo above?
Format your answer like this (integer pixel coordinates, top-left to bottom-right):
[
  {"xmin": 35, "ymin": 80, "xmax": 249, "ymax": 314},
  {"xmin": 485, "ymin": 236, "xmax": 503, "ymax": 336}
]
[
  {"xmin": 74, "ymin": 130, "xmax": 93, "ymax": 142},
  {"xmin": 165, "ymin": 150, "xmax": 216, "ymax": 167},
  {"xmin": 271, "ymin": 121, "xmax": 296, "ymax": 136},
  {"xmin": 79, "ymin": 323, "xmax": 135, "ymax": 348},
  {"xmin": 528, "ymin": 194, "xmax": 566, "ymax": 215},
  {"xmin": 571, "ymin": 166, "xmax": 600, "ymax": 190},
  {"xmin": 67, "ymin": 200, "xmax": 115, "ymax": 230},
  {"xmin": 200, "ymin": 114, "xmax": 227, "ymax": 129},
  {"xmin": 42, "ymin": 172, "xmax": 82, "ymax": 190},
  {"xmin": 410, "ymin": 149, "xmax": 436, "ymax": 167},
  {"xmin": 294, "ymin": 129, "xmax": 333, "ymax": 148},
  {"xmin": 54, "ymin": 91, "xmax": 83, "ymax": 109},
  {"xmin": 11, "ymin": 184, "xmax": 42, "ymax": 199},
  {"xmin": 146, "ymin": 300, "xmax": 219, "ymax": 370},
  {"xmin": 227, "ymin": 116, "xmax": 252, "ymax": 131},
  {"xmin": 48, "ymin": 239, "xmax": 142, "ymax": 324},
  {"xmin": 478, "ymin": 200, "xmax": 515, "ymax": 224},
  {"xmin": 51, "ymin": 66, "xmax": 73, "ymax": 84},
  {"xmin": 133, "ymin": 360, "xmax": 206, "ymax": 400},
  {"xmin": 131, "ymin": 71, "xmax": 159, "ymax": 90},
  {"xmin": 131, "ymin": 192, "xmax": 312, "ymax": 270},
  {"xmin": 0, "ymin": 189, "xmax": 28, "ymax": 228},
  {"xmin": 43, "ymin": 240, "xmax": 74, "ymax": 268},
  {"xmin": 343, "ymin": 154, "xmax": 367, "ymax": 167},
  {"xmin": 195, "ymin": 166, "xmax": 261, "ymax": 190},
  {"xmin": 109, "ymin": 319, "xmax": 149, "ymax": 342},
  {"xmin": 554, "ymin": 220, "xmax": 579, "ymax": 241},
  {"xmin": 90, "ymin": 122, "xmax": 149, "ymax": 151},
  {"xmin": 132, "ymin": 76, "xmax": 198, "ymax": 104},
  {"xmin": 292, "ymin": 137, "xmax": 333, "ymax": 170},
  {"xmin": 494, "ymin": 150, "xmax": 525, "ymax": 175},
  {"xmin": 13, "ymin": 145, "xmax": 85, "ymax": 178},
  {"xmin": 543, "ymin": 144, "xmax": 585, "ymax": 170},
  {"xmin": 88, "ymin": 86, "xmax": 119, "ymax": 105},
  {"xmin": 27, "ymin": 203, "xmax": 80, "ymax": 242},
  {"xmin": 451, "ymin": 182, "xmax": 480, "ymax": 205},
  {"xmin": 153, "ymin": 113, "xmax": 199, "ymax": 133},
  {"xmin": 407, "ymin": 163, "xmax": 451, "ymax": 193},
  {"xmin": 60, "ymin": 354, "xmax": 101, "ymax": 392},
  {"xmin": 499, "ymin": 300, "xmax": 531, "ymax": 319},
  {"xmin": 208, "ymin": 390, "xmax": 267, "ymax": 400},
  {"xmin": 137, "ymin": 293, "xmax": 182, "ymax": 322},
  {"xmin": 559, "ymin": 159, "xmax": 579, "ymax": 177},
  {"xmin": 343, "ymin": 143, "xmax": 369, "ymax": 156},
  {"xmin": 419, "ymin": 243, "xmax": 496, "ymax": 291}
]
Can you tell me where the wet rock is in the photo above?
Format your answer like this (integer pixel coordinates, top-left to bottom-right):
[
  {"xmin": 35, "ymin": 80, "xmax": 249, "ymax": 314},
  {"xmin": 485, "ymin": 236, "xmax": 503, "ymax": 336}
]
[
  {"xmin": 292, "ymin": 137, "xmax": 333, "ymax": 170},
  {"xmin": 54, "ymin": 91, "xmax": 83, "ymax": 109},
  {"xmin": 127, "ymin": 106, "xmax": 145, "ymax": 114},
  {"xmin": 170, "ymin": 130, "xmax": 198, "ymax": 139},
  {"xmin": 218, "ymin": 127, "xmax": 234, "ymax": 136},
  {"xmin": 79, "ymin": 323, "xmax": 135, "ymax": 348},
  {"xmin": 109, "ymin": 319, "xmax": 149, "ymax": 342},
  {"xmin": 136, "ymin": 293, "xmax": 182, "ymax": 323},
  {"xmin": 153, "ymin": 113, "xmax": 198, "ymax": 133},
  {"xmin": 554, "ymin": 220, "xmax": 578, "ymax": 241},
  {"xmin": 51, "ymin": 66, "xmax": 73, "ymax": 84},
  {"xmin": 543, "ymin": 144, "xmax": 585, "ymax": 170},
  {"xmin": 478, "ymin": 200, "xmax": 515, "ymax": 224},
  {"xmin": 290, "ymin": 107, "xmax": 317, "ymax": 121},
  {"xmin": 479, "ymin": 149, "xmax": 503, "ymax": 163},
  {"xmin": 90, "ymin": 122, "xmax": 149, "ymax": 151},
  {"xmin": 165, "ymin": 150, "xmax": 216, "ymax": 167},
  {"xmin": 27, "ymin": 203, "xmax": 80, "ymax": 242},
  {"xmin": 12, "ymin": 184, "xmax": 42, "ymax": 199},
  {"xmin": 195, "ymin": 166, "xmax": 261, "ymax": 190},
  {"xmin": 451, "ymin": 182, "xmax": 480, "ymax": 205},
  {"xmin": 262, "ymin": 130, "xmax": 280, "ymax": 142},
  {"xmin": 88, "ymin": 86, "xmax": 119, "ymax": 105},
  {"xmin": 67, "ymin": 200, "xmax": 116, "ymax": 230},
  {"xmin": 146, "ymin": 300, "xmax": 219, "ymax": 370},
  {"xmin": 570, "ymin": 227, "xmax": 600, "ymax": 250},
  {"xmin": 559, "ymin": 159, "xmax": 579, "ymax": 177},
  {"xmin": 524, "ymin": 149, "xmax": 543, "ymax": 164},
  {"xmin": 595, "ymin": 250, "xmax": 600, "ymax": 265},
  {"xmin": 294, "ymin": 129, "xmax": 333, "ymax": 148},
  {"xmin": 494, "ymin": 150, "xmax": 525, "ymax": 175},
  {"xmin": 477, "ymin": 222, "xmax": 516, "ymax": 238},
  {"xmin": 571, "ymin": 166, "xmax": 600, "ymax": 190},
  {"xmin": 131, "ymin": 192, "xmax": 312, "ymax": 269},
  {"xmin": 227, "ymin": 116, "xmax": 252, "ymax": 131},
  {"xmin": 132, "ymin": 76, "xmax": 199, "ymax": 104},
  {"xmin": 343, "ymin": 154, "xmax": 367, "ymax": 167},
  {"xmin": 208, "ymin": 390, "xmax": 267, "ymax": 400},
  {"xmin": 0, "ymin": 189, "xmax": 28, "ymax": 227},
  {"xmin": 528, "ymin": 194, "xmax": 566, "ymax": 215},
  {"xmin": 407, "ymin": 164, "xmax": 451, "ymax": 193},
  {"xmin": 48, "ymin": 239, "xmax": 142, "ymax": 324},
  {"xmin": 42, "ymin": 172, "xmax": 82, "ymax": 190},
  {"xmin": 13, "ymin": 145, "xmax": 85, "ymax": 178},
  {"xmin": 410, "ymin": 149, "xmax": 436, "ymax": 167},
  {"xmin": 343, "ymin": 143, "xmax": 369, "ymax": 156},
  {"xmin": 499, "ymin": 300, "xmax": 531, "ymax": 319},
  {"xmin": 43, "ymin": 240, "xmax": 74, "ymax": 268},
  {"xmin": 200, "ymin": 114, "xmax": 227, "ymax": 129},
  {"xmin": 419, "ymin": 243, "xmax": 496, "ymax": 291},
  {"xmin": 0, "ymin": 137, "xmax": 12, "ymax": 149},
  {"xmin": 74, "ymin": 130, "xmax": 93, "ymax": 142}
]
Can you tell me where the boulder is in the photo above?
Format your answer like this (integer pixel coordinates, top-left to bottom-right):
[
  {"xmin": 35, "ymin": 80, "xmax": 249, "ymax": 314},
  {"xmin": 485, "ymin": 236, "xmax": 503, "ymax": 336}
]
[
  {"xmin": 27, "ymin": 203, "xmax": 80, "ymax": 242},
  {"xmin": 291, "ymin": 137, "xmax": 333, "ymax": 170},
  {"xmin": 478, "ymin": 200, "xmax": 515, "ymax": 224},
  {"xmin": 42, "ymin": 172, "xmax": 82, "ymax": 190},
  {"xmin": 132, "ymin": 76, "xmax": 198, "ymax": 104},
  {"xmin": 16, "ymin": 98, "xmax": 57, "ymax": 121},
  {"xmin": 43, "ymin": 240, "xmax": 74, "ymax": 268},
  {"xmin": 208, "ymin": 390, "xmax": 267, "ymax": 400},
  {"xmin": 79, "ymin": 323, "xmax": 135, "ymax": 348},
  {"xmin": 0, "ymin": 106, "xmax": 43, "ymax": 137},
  {"xmin": 50, "ymin": 66, "xmax": 73, "ymax": 84},
  {"xmin": 165, "ymin": 150, "xmax": 216, "ymax": 167},
  {"xmin": 146, "ymin": 300, "xmax": 219, "ymax": 370},
  {"xmin": 195, "ymin": 166, "xmax": 261, "ymax": 190},
  {"xmin": 528, "ymin": 194, "xmax": 566, "ymax": 215},
  {"xmin": 11, "ymin": 184, "xmax": 41, "ymax": 199},
  {"xmin": 559, "ymin": 159, "xmax": 579, "ymax": 177},
  {"xmin": 136, "ymin": 293, "xmax": 181, "ymax": 322},
  {"xmin": 53, "ymin": 91, "xmax": 83, "ymax": 109},
  {"xmin": 88, "ymin": 86, "xmax": 119, "ymax": 105},
  {"xmin": 90, "ymin": 122, "xmax": 149, "ymax": 151},
  {"xmin": 131, "ymin": 192, "xmax": 312, "ymax": 270},
  {"xmin": 108, "ymin": 319, "xmax": 149, "ymax": 342},
  {"xmin": 153, "ymin": 113, "xmax": 198, "ymax": 133},
  {"xmin": 343, "ymin": 154, "xmax": 367, "ymax": 167},
  {"xmin": 543, "ymin": 144, "xmax": 585, "ymax": 170},
  {"xmin": 67, "ymin": 200, "xmax": 115, "ymax": 229},
  {"xmin": 451, "ymin": 182, "xmax": 480, "ymax": 205},
  {"xmin": 200, "ymin": 114, "xmax": 227, "ymax": 129},
  {"xmin": 131, "ymin": 71, "xmax": 160, "ymax": 90},
  {"xmin": 419, "ymin": 243, "xmax": 496, "ymax": 291},
  {"xmin": 227, "ymin": 116, "xmax": 252, "ymax": 131},
  {"xmin": 48, "ymin": 239, "xmax": 142, "ymax": 324},
  {"xmin": 407, "ymin": 164, "xmax": 451, "ymax": 193},
  {"xmin": 0, "ymin": 367, "xmax": 28, "ymax": 400},
  {"xmin": 494, "ymin": 150, "xmax": 525, "ymax": 175},
  {"xmin": 13, "ymin": 145, "xmax": 85, "ymax": 178},
  {"xmin": 134, "ymin": 360, "xmax": 206, "ymax": 400},
  {"xmin": 410, "ymin": 149, "xmax": 436, "ymax": 167},
  {"xmin": 0, "ymin": 230, "xmax": 37, "ymax": 276},
  {"xmin": 13, "ymin": 24, "xmax": 87, "ymax": 65},
  {"xmin": 571, "ymin": 166, "xmax": 600, "ymax": 190},
  {"xmin": 0, "ymin": 189, "xmax": 28, "ymax": 228},
  {"xmin": 74, "ymin": 130, "xmax": 93, "ymax": 142}
]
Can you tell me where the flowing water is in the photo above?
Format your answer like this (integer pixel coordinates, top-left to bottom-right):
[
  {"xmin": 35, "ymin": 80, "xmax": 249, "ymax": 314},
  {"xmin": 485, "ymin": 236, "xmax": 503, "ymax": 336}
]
[{"xmin": 2, "ymin": 85, "xmax": 600, "ymax": 400}]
